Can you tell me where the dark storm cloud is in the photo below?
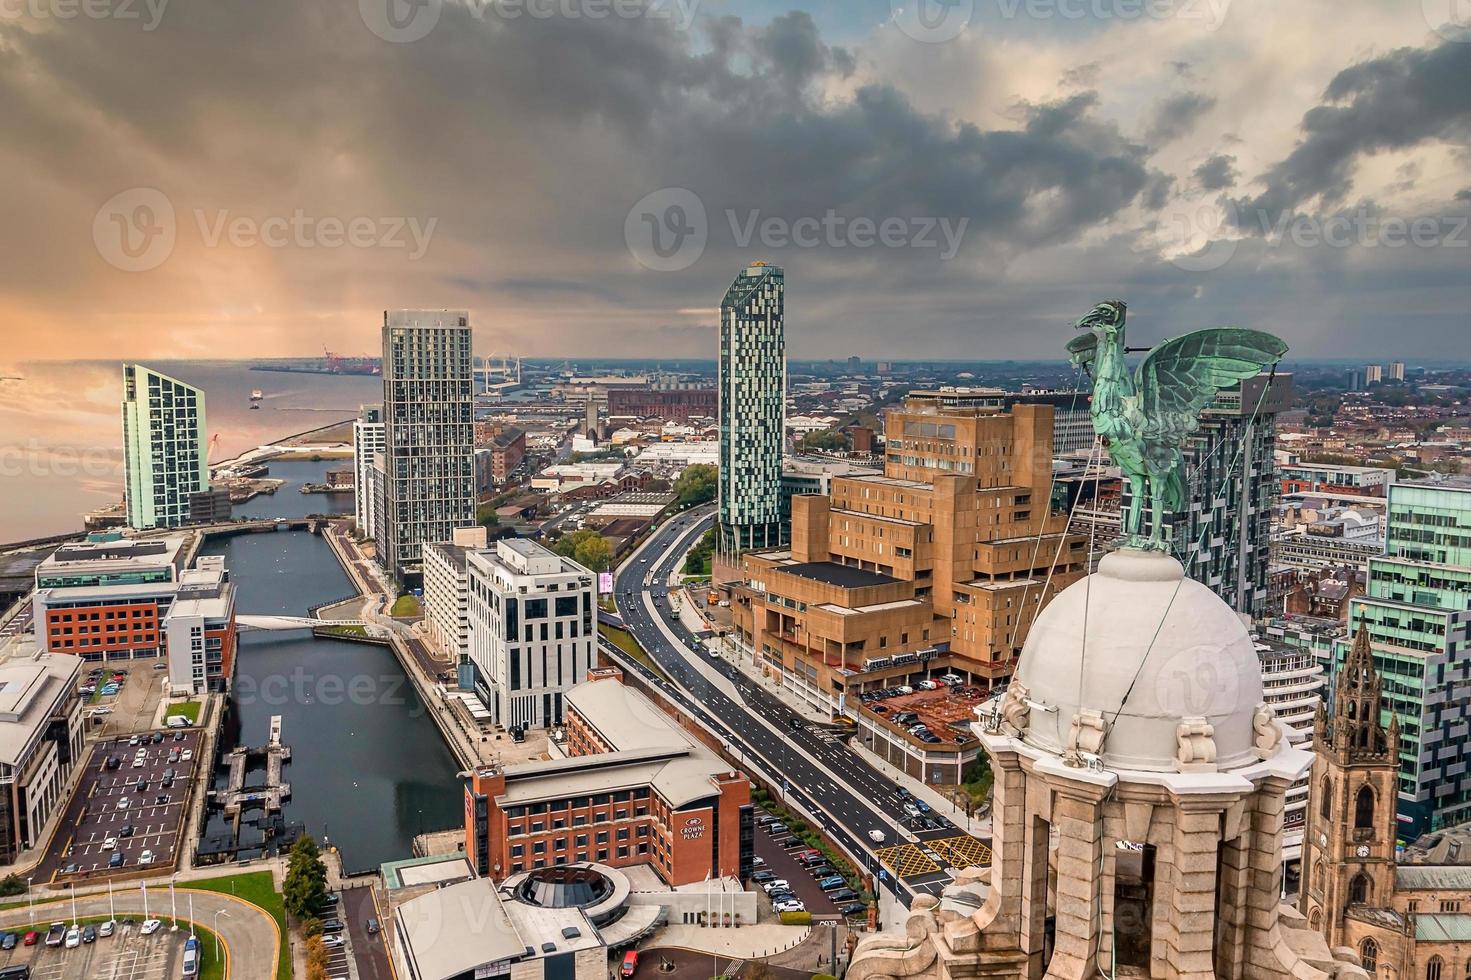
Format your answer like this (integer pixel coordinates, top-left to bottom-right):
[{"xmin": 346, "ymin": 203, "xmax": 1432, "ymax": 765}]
[
  {"xmin": 1194, "ymin": 154, "xmax": 1238, "ymax": 191},
  {"xmin": 1238, "ymin": 39, "xmax": 1471, "ymax": 220},
  {"xmin": 1146, "ymin": 92, "xmax": 1216, "ymax": 142}
]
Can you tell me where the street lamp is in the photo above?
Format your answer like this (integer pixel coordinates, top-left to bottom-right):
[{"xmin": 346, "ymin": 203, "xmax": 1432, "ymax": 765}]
[
  {"xmin": 212, "ymin": 910, "xmax": 229, "ymax": 962},
  {"xmin": 26, "ymin": 877, "xmax": 33, "ymax": 921}
]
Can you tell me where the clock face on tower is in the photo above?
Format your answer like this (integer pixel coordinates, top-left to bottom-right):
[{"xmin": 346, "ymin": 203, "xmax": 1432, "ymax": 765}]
[{"xmin": 1356, "ymin": 845, "xmax": 1371, "ymax": 858}]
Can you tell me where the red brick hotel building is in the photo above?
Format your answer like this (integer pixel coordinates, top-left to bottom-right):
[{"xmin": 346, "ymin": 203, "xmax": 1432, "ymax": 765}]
[{"xmin": 464, "ymin": 668, "xmax": 753, "ymax": 885}]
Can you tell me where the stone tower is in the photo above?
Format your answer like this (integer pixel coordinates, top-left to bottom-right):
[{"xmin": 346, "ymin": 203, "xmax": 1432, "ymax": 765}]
[
  {"xmin": 1298, "ymin": 623, "xmax": 1401, "ymax": 947},
  {"xmin": 848, "ymin": 550, "xmax": 1369, "ymax": 980}
]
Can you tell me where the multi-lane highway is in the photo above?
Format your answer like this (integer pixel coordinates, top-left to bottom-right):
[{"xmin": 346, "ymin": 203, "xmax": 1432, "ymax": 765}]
[{"xmin": 609, "ymin": 505, "xmax": 988, "ymax": 902}]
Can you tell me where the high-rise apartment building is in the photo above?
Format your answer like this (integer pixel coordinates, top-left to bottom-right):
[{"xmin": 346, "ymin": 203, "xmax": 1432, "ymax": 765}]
[
  {"xmin": 718, "ymin": 262, "xmax": 785, "ymax": 554},
  {"xmin": 121, "ymin": 364, "xmax": 209, "ymax": 530},
  {"xmin": 1340, "ymin": 477, "xmax": 1471, "ymax": 838},
  {"xmin": 465, "ymin": 539, "xmax": 596, "ymax": 730},
  {"xmin": 353, "ymin": 406, "xmax": 385, "ymax": 539},
  {"xmin": 732, "ymin": 395, "xmax": 1086, "ymax": 715},
  {"xmin": 1389, "ymin": 360, "xmax": 1405, "ymax": 381},
  {"xmin": 379, "ymin": 310, "xmax": 476, "ymax": 585},
  {"xmin": 1129, "ymin": 372, "xmax": 1292, "ymax": 619},
  {"xmin": 1365, "ymin": 364, "xmax": 1384, "ymax": 384}
]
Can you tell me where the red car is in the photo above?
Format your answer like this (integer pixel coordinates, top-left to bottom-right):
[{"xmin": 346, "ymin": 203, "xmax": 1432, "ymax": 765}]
[
  {"xmin": 620, "ymin": 950, "xmax": 638, "ymax": 977},
  {"xmin": 22, "ymin": 931, "xmax": 38, "ymax": 946}
]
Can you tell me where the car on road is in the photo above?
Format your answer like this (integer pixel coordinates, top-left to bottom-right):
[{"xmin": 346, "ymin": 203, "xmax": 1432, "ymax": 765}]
[
  {"xmin": 22, "ymin": 932, "xmax": 38, "ymax": 947},
  {"xmin": 365, "ymin": 917, "xmax": 379, "ymax": 935},
  {"xmin": 903, "ymin": 803, "xmax": 921, "ymax": 819},
  {"xmin": 141, "ymin": 919, "xmax": 162, "ymax": 935},
  {"xmin": 915, "ymin": 800, "xmax": 931, "ymax": 813},
  {"xmin": 64, "ymin": 926, "xmax": 80, "ymax": 949},
  {"xmin": 868, "ymin": 828, "xmax": 886, "ymax": 843},
  {"xmin": 620, "ymin": 950, "xmax": 638, "ymax": 978}
]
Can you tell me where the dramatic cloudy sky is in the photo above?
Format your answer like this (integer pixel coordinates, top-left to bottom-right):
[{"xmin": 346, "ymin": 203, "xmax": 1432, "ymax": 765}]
[{"xmin": 2, "ymin": 0, "xmax": 1468, "ymax": 362}]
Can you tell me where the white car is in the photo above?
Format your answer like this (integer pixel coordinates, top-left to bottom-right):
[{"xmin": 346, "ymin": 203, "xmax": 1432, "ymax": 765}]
[
  {"xmin": 181, "ymin": 750, "xmax": 193, "ymax": 762},
  {"xmin": 140, "ymin": 919, "xmax": 162, "ymax": 936},
  {"xmin": 322, "ymin": 935, "xmax": 345, "ymax": 948},
  {"xmin": 139, "ymin": 849, "xmax": 154, "ymax": 865},
  {"xmin": 102, "ymin": 836, "xmax": 118, "ymax": 851},
  {"xmin": 773, "ymin": 900, "xmax": 805, "ymax": 914},
  {"xmin": 868, "ymin": 829, "xmax": 887, "ymax": 843},
  {"xmin": 116, "ymin": 798, "xmax": 131, "ymax": 811},
  {"xmin": 762, "ymin": 879, "xmax": 790, "ymax": 894},
  {"xmin": 132, "ymin": 757, "xmax": 146, "ymax": 768},
  {"xmin": 64, "ymin": 927, "xmax": 80, "ymax": 948}
]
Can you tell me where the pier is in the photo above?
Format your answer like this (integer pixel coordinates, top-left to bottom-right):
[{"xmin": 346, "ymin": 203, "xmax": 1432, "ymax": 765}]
[{"xmin": 213, "ymin": 714, "xmax": 292, "ymax": 827}]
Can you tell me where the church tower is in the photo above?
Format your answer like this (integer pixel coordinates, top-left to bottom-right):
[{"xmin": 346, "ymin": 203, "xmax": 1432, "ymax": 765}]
[{"xmin": 1300, "ymin": 623, "xmax": 1401, "ymax": 947}]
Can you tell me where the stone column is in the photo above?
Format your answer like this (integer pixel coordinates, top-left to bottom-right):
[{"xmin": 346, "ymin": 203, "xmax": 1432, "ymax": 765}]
[
  {"xmin": 971, "ymin": 746, "xmax": 1027, "ymax": 942},
  {"xmin": 1043, "ymin": 782, "xmax": 1107, "ymax": 980},
  {"xmin": 1244, "ymin": 777, "xmax": 1291, "ymax": 980},
  {"xmin": 1162, "ymin": 798, "xmax": 1228, "ymax": 980}
]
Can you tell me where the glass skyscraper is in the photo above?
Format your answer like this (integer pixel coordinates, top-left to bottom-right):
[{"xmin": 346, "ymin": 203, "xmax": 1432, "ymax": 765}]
[
  {"xmin": 379, "ymin": 310, "xmax": 476, "ymax": 586},
  {"xmin": 1340, "ymin": 477, "xmax": 1471, "ymax": 839},
  {"xmin": 718, "ymin": 262, "xmax": 785, "ymax": 554},
  {"xmin": 121, "ymin": 364, "xmax": 209, "ymax": 530}
]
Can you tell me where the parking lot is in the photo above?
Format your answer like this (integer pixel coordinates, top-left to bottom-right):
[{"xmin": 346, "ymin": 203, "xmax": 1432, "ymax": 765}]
[
  {"xmin": 0, "ymin": 921, "xmax": 188, "ymax": 980},
  {"xmin": 858, "ymin": 677, "xmax": 989, "ymax": 748},
  {"xmin": 750, "ymin": 809, "xmax": 857, "ymax": 920},
  {"xmin": 50, "ymin": 729, "xmax": 203, "ymax": 882},
  {"xmin": 78, "ymin": 664, "xmax": 171, "ymax": 741}
]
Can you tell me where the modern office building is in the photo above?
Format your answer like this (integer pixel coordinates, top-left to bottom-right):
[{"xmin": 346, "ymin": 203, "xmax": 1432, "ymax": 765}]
[
  {"xmin": 717, "ymin": 262, "xmax": 785, "ymax": 555},
  {"xmin": 1339, "ymin": 477, "xmax": 1471, "ymax": 839},
  {"xmin": 463, "ymin": 668, "xmax": 752, "ymax": 885},
  {"xmin": 421, "ymin": 526, "xmax": 489, "ymax": 665},
  {"xmin": 0, "ymin": 646, "xmax": 85, "ymax": 863},
  {"xmin": 121, "ymin": 364, "xmax": 210, "ymax": 530},
  {"xmin": 1129, "ymin": 372, "xmax": 1292, "ymax": 619},
  {"xmin": 1278, "ymin": 456, "xmax": 1395, "ymax": 497},
  {"xmin": 353, "ymin": 406, "xmax": 386, "ymax": 539},
  {"xmin": 31, "ymin": 537, "xmax": 237, "ymax": 691},
  {"xmin": 379, "ymin": 310, "xmax": 476, "ymax": 585},
  {"xmin": 732, "ymin": 396, "xmax": 1087, "ymax": 716},
  {"xmin": 465, "ymin": 539, "xmax": 596, "ymax": 730}
]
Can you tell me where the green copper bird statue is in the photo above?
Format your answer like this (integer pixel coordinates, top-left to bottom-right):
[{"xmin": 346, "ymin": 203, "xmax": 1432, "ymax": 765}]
[{"xmin": 1067, "ymin": 300, "xmax": 1288, "ymax": 552}]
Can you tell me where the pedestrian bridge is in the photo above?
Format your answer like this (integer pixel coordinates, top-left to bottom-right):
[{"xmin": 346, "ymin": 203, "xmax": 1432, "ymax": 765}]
[{"xmin": 236, "ymin": 615, "xmax": 369, "ymax": 632}]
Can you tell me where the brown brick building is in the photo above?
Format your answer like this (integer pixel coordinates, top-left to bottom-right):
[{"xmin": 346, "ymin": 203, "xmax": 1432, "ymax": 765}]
[
  {"xmin": 464, "ymin": 669, "xmax": 752, "ymax": 885},
  {"xmin": 731, "ymin": 397, "xmax": 1085, "ymax": 712},
  {"xmin": 606, "ymin": 388, "xmax": 717, "ymax": 423}
]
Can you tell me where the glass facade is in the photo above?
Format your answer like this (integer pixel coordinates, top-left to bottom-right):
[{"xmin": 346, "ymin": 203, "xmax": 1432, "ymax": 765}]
[
  {"xmin": 718, "ymin": 263, "xmax": 785, "ymax": 554},
  {"xmin": 121, "ymin": 364, "xmax": 209, "ymax": 530},
  {"xmin": 1339, "ymin": 480, "xmax": 1471, "ymax": 839}
]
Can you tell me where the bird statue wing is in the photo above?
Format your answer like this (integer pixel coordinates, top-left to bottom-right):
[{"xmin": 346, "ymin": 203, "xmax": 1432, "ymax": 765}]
[
  {"xmin": 1135, "ymin": 327, "xmax": 1289, "ymax": 448},
  {"xmin": 1066, "ymin": 332, "xmax": 1098, "ymax": 379}
]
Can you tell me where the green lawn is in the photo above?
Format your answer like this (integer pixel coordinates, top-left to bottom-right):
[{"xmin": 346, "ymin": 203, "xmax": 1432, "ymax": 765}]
[
  {"xmin": 166, "ymin": 700, "xmax": 202, "ymax": 724},
  {"xmin": 186, "ymin": 872, "xmax": 289, "ymax": 980},
  {"xmin": 318, "ymin": 624, "xmax": 368, "ymax": 638},
  {"xmin": 390, "ymin": 595, "xmax": 422, "ymax": 617}
]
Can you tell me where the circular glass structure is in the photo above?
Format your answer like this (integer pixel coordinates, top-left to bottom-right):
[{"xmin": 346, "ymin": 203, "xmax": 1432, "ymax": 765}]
[{"xmin": 515, "ymin": 866, "xmax": 616, "ymax": 910}]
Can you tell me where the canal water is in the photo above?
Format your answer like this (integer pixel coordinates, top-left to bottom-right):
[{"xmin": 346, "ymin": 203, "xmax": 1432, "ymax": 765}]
[{"xmin": 200, "ymin": 459, "xmax": 463, "ymax": 872}]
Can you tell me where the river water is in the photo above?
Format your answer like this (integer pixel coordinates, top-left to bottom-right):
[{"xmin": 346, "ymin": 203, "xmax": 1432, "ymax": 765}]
[{"xmin": 199, "ymin": 459, "xmax": 463, "ymax": 872}]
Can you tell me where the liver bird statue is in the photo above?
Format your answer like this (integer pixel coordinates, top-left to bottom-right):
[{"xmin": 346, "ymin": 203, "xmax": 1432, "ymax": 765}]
[{"xmin": 1067, "ymin": 300, "xmax": 1288, "ymax": 551}]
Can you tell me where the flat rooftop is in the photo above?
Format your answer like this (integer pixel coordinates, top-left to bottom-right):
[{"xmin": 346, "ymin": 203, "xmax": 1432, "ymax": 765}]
[{"xmin": 776, "ymin": 561, "xmax": 898, "ymax": 590}]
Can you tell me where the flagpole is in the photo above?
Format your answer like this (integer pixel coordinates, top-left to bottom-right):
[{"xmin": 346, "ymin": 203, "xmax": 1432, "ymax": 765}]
[
  {"xmin": 170, "ymin": 876, "xmax": 178, "ymax": 931},
  {"xmin": 142, "ymin": 881, "xmax": 150, "ymax": 920},
  {"xmin": 189, "ymin": 893, "xmax": 195, "ymax": 938},
  {"xmin": 108, "ymin": 880, "xmax": 115, "ymax": 924}
]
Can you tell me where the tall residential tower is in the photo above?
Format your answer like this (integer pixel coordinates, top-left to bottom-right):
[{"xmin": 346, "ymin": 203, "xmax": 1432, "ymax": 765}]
[
  {"xmin": 121, "ymin": 364, "xmax": 209, "ymax": 530},
  {"xmin": 379, "ymin": 310, "xmax": 476, "ymax": 585},
  {"xmin": 718, "ymin": 261, "xmax": 785, "ymax": 554}
]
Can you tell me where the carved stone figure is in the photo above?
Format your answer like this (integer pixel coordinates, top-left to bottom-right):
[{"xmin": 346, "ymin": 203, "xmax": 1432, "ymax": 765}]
[
  {"xmin": 1176, "ymin": 716, "xmax": 1218, "ymax": 771},
  {"xmin": 1065, "ymin": 708, "xmax": 1107, "ymax": 761},
  {"xmin": 1068, "ymin": 300, "xmax": 1288, "ymax": 551}
]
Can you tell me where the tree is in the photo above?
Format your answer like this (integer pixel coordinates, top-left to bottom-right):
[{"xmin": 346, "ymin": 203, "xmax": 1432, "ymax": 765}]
[
  {"xmin": 0, "ymin": 875, "xmax": 23, "ymax": 897},
  {"xmin": 672, "ymin": 464, "xmax": 717, "ymax": 508},
  {"xmin": 799, "ymin": 429, "xmax": 848, "ymax": 452},
  {"xmin": 476, "ymin": 503, "xmax": 500, "ymax": 529},
  {"xmin": 305, "ymin": 935, "xmax": 330, "ymax": 980},
  {"xmin": 551, "ymin": 529, "xmax": 611, "ymax": 572},
  {"xmin": 284, "ymin": 834, "xmax": 329, "ymax": 921},
  {"xmin": 684, "ymin": 529, "xmax": 715, "ymax": 576}
]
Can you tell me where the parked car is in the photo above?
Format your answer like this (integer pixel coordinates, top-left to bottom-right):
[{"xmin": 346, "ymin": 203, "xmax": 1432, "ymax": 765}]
[
  {"xmin": 0, "ymin": 933, "xmax": 16, "ymax": 951},
  {"xmin": 102, "ymin": 836, "xmax": 118, "ymax": 850},
  {"xmin": 181, "ymin": 750, "xmax": 193, "ymax": 762},
  {"xmin": 45, "ymin": 924, "xmax": 65, "ymax": 947},
  {"xmin": 839, "ymin": 902, "xmax": 867, "ymax": 917},
  {"xmin": 141, "ymin": 919, "xmax": 162, "ymax": 936},
  {"xmin": 117, "ymin": 797, "xmax": 131, "ymax": 810},
  {"xmin": 765, "ymin": 822, "xmax": 787, "ymax": 835},
  {"xmin": 120, "ymin": 823, "xmax": 135, "ymax": 838},
  {"xmin": 63, "ymin": 927, "xmax": 80, "ymax": 949},
  {"xmin": 773, "ymin": 900, "xmax": 805, "ymax": 913},
  {"xmin": 81, "ymin": 925, "xmax": 96, "ymax": 945},
  {"xmin": 22, "ymin": 932, "xmax": 38, "ymax": 947},
  {"xmin": 761, "ymin": 880, "xmax": 790, "ymax": 895},
  {"xmin": 796, "ymin": 849, "xmax": 821, "ymax": 863},
  {"xmin": 751, "ymin": 871, "xmax": 775, "ymax": 883},
  {"xmin": 319, "ymin": 919, "xmax": 345, "ymax": 934},
  {"xmin": 131, "ymin": 757, "xmax": 145, "ymax": 769},
  {"xmin": 818, "ymin": 876, "xmax": 846, "ymax": 891},
  {"xmin": 751, "ymin": 856, "xmax": 766, "ymax": 867},
  {"xmin": 105, "ymin": 755, "xmax": 121, "ymax": 770},
  {"xmin": 322, "ymin": 935, "xmax": 345, "ymax": 949},
  {"xmin": 830, "ymin": 888, "xmax": 858, "ymax": 903},
  {"xmin": 139, "ymin": 849, "xmax": 154, "ymax": 865},
  {"xmin": 99, "ymin": 921, "xmax": 115, "ymax": 938},
  {"xmin": 109, "ymin": 853, "xmax": 124, "ymax": 868}
]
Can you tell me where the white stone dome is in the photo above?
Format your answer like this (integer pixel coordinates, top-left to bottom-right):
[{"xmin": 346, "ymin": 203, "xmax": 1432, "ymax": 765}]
[{"xmin": 1011, "ymin": 549, "xmax": 1264, "ymax": 773}]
